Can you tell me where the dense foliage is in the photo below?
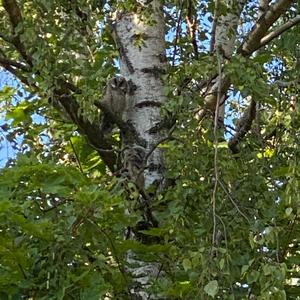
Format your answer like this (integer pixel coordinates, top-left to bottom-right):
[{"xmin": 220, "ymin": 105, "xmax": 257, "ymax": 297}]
[{"xmin": 0, "ymin": 0, "xmax": 300, "ymax": 299}]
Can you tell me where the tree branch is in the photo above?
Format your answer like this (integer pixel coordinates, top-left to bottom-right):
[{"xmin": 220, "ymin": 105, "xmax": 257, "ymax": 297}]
[
  {"xmin": 216, "ymin": 0, "xmax": 295, "ymax": 153},
  {"xmin": 52, "ymin": 89, "xmax": 118, "ymax": 171},
  {"xmin": 2, "ymin": 0, "xmax": 33, "ymax": 66},
  {"xmin": 0, "ymin": 62, "xmax": 34, "ymax": 88},
  {"xmin": 228, "ymin": 100, "xmax": 257, "ymax": 154},
  {"xmin": 186, "ymin": 0, "xmax": 198, "ymax": 58},
  {"xmin": 199, "ymin": 0, "xmax": 247, "ymax": 120},
  {"xmin": 2, "ymin": 0, "xmax": 22, "ymax": 29},
  {"xmin": 172, "ymin": 3, "xmax": 183, "ymax": 66},
  {"xmin": 200, "ymin": 0, "xmax": 294, "ymax": 128},
  {"xmin": 238, "ymin": 0, "xmax": 294, "ymax": 56},
  {"xmin": 258, "ymin": 0, "xmax": 270, "ymax": 18},
  {"xmin": 0, "ymin": 55, "xmax": 29, "ymax": 71},
  {"xmin": 274, "ymin": 78, "xmax": 300, "ymax": 87},
  {"xmin": 0, "ymin": 58, "xmax": 117, "ymax": 171},
  {"xmin": 209, "ymin": 0, "xmax": 219, "ymax": 53},
  {"xmin": 213, "ymin": 0, "xmax": 247, "ymax": 58},
  {"xmin": 260, "ymin": 15, "xmax": 300, "ymax": 48},
  {"xmin": 1, "ymin": 2, "xmax": 120, "ymax": 171}
]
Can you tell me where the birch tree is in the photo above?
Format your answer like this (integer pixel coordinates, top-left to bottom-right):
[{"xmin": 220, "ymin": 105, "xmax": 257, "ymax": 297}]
[{"xmin": 0, "ymin": 0, "xmax": 300, "ymax": 299}]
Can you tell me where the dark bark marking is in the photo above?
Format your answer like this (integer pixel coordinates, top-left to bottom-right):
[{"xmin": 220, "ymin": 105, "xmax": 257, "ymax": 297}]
[
  {"xmin": 140, "ymin": 66, "xmax": 166, "ymax": 77},
  {"xmin": 135, "ymin": 101, "xmax": 162, "ymax": 109}
]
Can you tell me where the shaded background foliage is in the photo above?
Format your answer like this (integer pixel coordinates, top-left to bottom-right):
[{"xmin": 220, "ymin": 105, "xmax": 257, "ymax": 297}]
[{"xmin": 0, "ymin": 0, "xmax": 300, "ymax": 299}]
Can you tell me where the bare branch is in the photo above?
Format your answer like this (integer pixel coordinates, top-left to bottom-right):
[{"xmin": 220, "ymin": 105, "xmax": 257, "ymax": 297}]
[
  {"xmin": 238, "ymin": 0, "xmax": 294, "ymax": 56},
  {"xmin": 198, "ymin": 0, "xmax": 247, "ymax": 123},
  {"xmin": 0, "ymin": 62, "xmax": 34, "ymax": 88},
  {"xmin": 186, "ymin": 0, "xmax": 199, "ymax": 58},
  {"xmin": 198, "ymin": 0, "xmax": 295, "ymax": 128},
  {"xmin": 228, "ymin": 100, "xmax": 256, "ymax": 154},
  {"xmin": 172, "ymin": 3, "xmax": 183, "ymax": 66},
  {"xmin": 260, "ymin": 15, "xmax": 300, "ymax": 48},
  {"xmin": 0, "ymin": 55, "xmax": 29, "ymax": 71},
  {"xmin": 274, "ymin": 78, "xmax": 300, "ymax": 87},
  {"xmin": 209, "ymin": 0, "xmax": 219, "ymax": 53}
]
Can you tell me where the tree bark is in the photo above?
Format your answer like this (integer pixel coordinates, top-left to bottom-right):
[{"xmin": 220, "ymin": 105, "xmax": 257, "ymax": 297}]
[
  {"xmin": 114, "ymin": 1, "xmax": 166, "ymax": 187},
  {"xmin": 112, "ymin": 1, "xmax": 167, "ymax": 298}
]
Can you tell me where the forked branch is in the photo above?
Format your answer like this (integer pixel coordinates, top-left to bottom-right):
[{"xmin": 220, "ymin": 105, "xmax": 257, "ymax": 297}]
[
  {"xmin": 260, "ymin": 15, "xmax": 300, "ymax": 48},
  {"xmin": 238, "ymin": 0, "xmax": 295, "ymax": 56}
]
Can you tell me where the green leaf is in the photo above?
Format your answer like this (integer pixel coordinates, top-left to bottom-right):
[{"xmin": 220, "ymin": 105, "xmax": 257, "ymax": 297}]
[
  {"xmin": 6, "ymin": 105, "xmax": 30, "ymax": 125},
  {"xmin": 204, "ymin": 280, "xmax": 219, "ymax": 298},
  {"xmin": 247, "ymin": 270, "xmax": 260, "ymax": 283},
  {"xmin": 219, "ymin": 258, "xmax": 225, "ymax": 270},
  {"xmin": 0, "ymin": 86, "xmax": 15, "ymax": 102},
  {"xmin": 182, "ymin": 258, "xmax": 192, "ymax": 271},
  {"xmin": 285, "ymin": 207, "xmax": 293, "ymax": 216},
  {"xmin": 273, "ymin": 167, "xmax": 290, "ymax": 177}
]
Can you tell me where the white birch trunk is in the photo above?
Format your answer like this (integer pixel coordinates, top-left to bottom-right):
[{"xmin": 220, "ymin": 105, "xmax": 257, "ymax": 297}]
[
  {"xmin": 113, "ymin": 1, "xmax": 166, "ymax": 298},
  {"xmin": 115, "ymin": 1, "xmax": 166, "ymax": 188}
]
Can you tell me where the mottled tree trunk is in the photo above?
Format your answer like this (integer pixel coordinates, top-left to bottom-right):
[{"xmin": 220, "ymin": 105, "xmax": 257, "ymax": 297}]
[
  {"xmin": 113, "ymin": 1, "xmax": 166, "ymax": 298},
  {"xmin": 115, "ymin": 1, "xmax": 166, "ymax": 188}
]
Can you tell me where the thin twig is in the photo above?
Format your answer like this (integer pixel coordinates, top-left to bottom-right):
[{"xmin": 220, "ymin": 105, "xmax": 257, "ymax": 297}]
[
  {"xmin": 69, "ymin": 138, "xmax": 84, "ymax": 174},
  {"xmin": 172, "ymin": 1, "xmax": 183, "ymax": 66},
  {"xmin": 211, "ymin": 50, "xmax": 222, "ymax": 248},
  {"xmin": 218, "ymin": 179, "xmax": 250, "ymax": 223},
  {"xmin": 89, "ymin": 219, "xmax": 133, "ymax": 299},
  {"xmin": 186, "ymin": 0, "xmax": 199, "ymax": 58},
  {"xmin": 144, "ymin": 124, "xmax": 176, "ymax": 163},
  {"xmin": 216, "ymin": 214, "xmax": 228, "ymax": 250},
  {"xmin": 279, "ymin": 212, "xmax": 298, "ymax": 262},
  {"xmin": 17, "ymin": 263, "xmax": 27, "ymax": 279},
  {"xmin": 210, "ymin": 0, "xmax": 220, "ymax": 53}
]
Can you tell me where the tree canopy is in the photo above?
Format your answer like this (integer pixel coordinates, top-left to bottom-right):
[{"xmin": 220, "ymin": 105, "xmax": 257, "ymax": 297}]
[{"xmin": 0, "ymin": 0, "xmax": 300, "ymax": 299}]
